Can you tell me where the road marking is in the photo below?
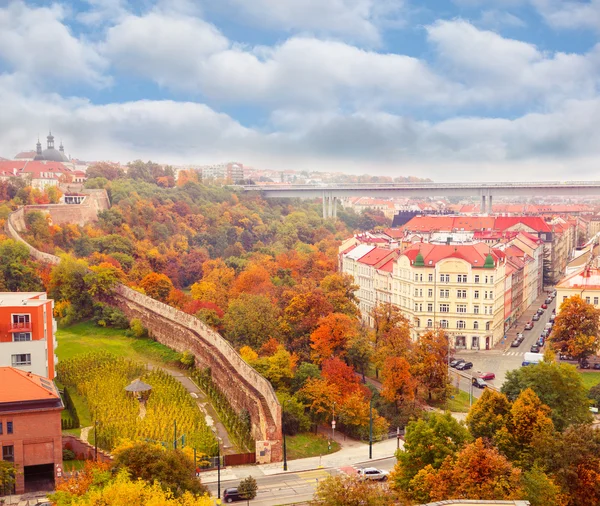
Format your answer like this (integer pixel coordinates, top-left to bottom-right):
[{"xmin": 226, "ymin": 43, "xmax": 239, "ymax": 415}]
[
  {"xmin": 298, "ymin": 470, "xmax": 331, "ymax": 482},
  {"xmin": 338, "ymin": 466, "xmax": 359, "ymax": 476}
]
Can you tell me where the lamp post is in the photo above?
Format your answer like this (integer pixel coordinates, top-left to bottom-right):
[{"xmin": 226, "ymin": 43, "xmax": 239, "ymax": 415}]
[
  {"xmin": 211, "ymin": 428, "xmax": 222, "ymax": 500},
  {"xmin": 369, "ymin": 397, "xmax": 373, "ymax": 460},
  {"xmin": 331, "ymin": 401, "xmax": 336, "ymax": 448},
  {"xmin": 94, "ymin": 420, "xmax": 98, "ymax": 462},
  {"xmin": 282, "ymin": 400, "xmax": 288, "ymax": 471}
]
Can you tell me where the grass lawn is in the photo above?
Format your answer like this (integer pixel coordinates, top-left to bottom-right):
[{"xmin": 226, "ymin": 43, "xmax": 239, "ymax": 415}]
[
  {"xmin": 285, "ymin": 433, "xmax": 341, "ymax": 460},
  {"xmin": 63, "ymin": 460, "xmax": 86, "ymax": 472},
  {"xmin": 56, "ymin": 321, "xmax": 181, "ymax": 364},
  {"xmin": 579, "ymin": 371, "xmax": 600, "ymax": 390},
  {"xmin": 429, "ymin": 389, "xmax": 472, "ymax": 413}
]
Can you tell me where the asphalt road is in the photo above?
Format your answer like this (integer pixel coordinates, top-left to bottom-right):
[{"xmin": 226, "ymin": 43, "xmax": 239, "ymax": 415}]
[
  {"xmin": 205, "ymin": 457, "xmax": 397, "ymax": 505},
  {"xmin": 454, "ymin": 294, "xmax": 557, "ymax": 389}
]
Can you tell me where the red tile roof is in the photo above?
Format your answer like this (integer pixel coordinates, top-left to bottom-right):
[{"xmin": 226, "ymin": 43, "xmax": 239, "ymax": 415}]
[
  {"xmin": 402, "ymin": 242, "xmax": 502, "ymax": 268},
  {"xmin": 378, "ymin": 258, "xmax": 395, "ymax": 273},
  {"xmin": 0, "ymin": 367, "xmax": 59, "ymax": 403},
  {"xmin": 358, "ymin": 248, "xmax": 396, "ymax": 266},
  {"xmin": 403, "ymin": 215, "xmax": 552, "ymax": 234},
  {"xmin": 14, "ymin": 151, "xmax": 36, "ymax": 159}
]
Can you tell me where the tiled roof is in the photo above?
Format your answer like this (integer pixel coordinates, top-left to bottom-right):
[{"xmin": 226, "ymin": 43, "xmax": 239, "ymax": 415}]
[
  {"xmin": 0, "ymin": 367, "xmax": 59, "ymax": 403},
  {"xmin": 402, "ymin": 242, "xmax": 501, "ymax": 268},
  {"xmin": 358, "ymin": 247, "xmax": 396, "ymax": 266},
  {"xmin": 14, "ymin": 151, "xmax": 36, "ymax": 159},
  {"xmin": 557, "ymin": 267, "xmax": 600, "ymax": 290},
  {"xmin": 378, "ymin": 258, "xmax": 395, "ymax": 273}
]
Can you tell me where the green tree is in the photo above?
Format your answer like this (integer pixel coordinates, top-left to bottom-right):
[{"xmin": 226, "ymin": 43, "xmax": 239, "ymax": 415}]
[
  {"xmin": 0, "ymin": 460, "xmax": 16, "ymax": 495},
  {"xmin": 393, "ymin": 411, "xmax": 472, "ymax": 492},
  {"xmin": 224, "ymin": 294, "xmax": 281, "ymax": 349},
  {"xmin": 49, "ymin": 254, "xmax": 94, "ymax": 321},
  {"xmin": 501, "ymin": 360, "xmax": 592, "ymax": 431},
  {"xmin": 278, "ymin": 392, "xmax": 311, "ymax": 435},
  {"xmin": 521, "ymin": 465, "xmax": 567, "ymax": 506},
  {"xmin": 0, "ymin": 239, "xmax": 42, "ymax": 292},
  {"xmin": 237, "ymin": 475, "xmax": 258, "ymax": 505},
  {"xmin": 311, "ymin": 475, "xmax": 399, "ymax": 506},
  {"xmin": 346, "ymin": 328, "xmax": 373, "ymax": 382},
  {"xmin": 291, "ymin": 362, "xmax": 321, "ymax": 392},
  {"xmin": 589, "ymin": 382, "xmax": 600, "ymax": 407},
  {"xmin": 112, "ymin": 441, "xmax": 207, "ymax": 497},
  {"xmin": 466, "ymin": 388, "xmax": 511, "ymax": 441},
  {"xmin": 550, "ymin": 295, "xmax": 600, "ymax": 362}
]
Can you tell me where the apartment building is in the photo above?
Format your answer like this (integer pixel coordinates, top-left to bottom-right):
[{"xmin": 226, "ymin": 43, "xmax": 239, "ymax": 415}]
[
  {"xmin": 556, "ymin": 263, "xmax": 600, "ymax": 311},
  {"xmin": 0, "ymin": 367, "xmax": 63, "ymax": 494},
  {"xmin": 0, "ymin": 293, "xmax": 57, "ymax": 379},
  {"xmin": 342, "ymin": 242, "xmax": 506, "ymax": 350}
]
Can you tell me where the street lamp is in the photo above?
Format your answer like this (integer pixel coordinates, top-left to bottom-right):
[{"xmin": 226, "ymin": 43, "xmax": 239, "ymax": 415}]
[
  {"xmin": 368, "ymin": 397, "xmax": 373, "ymax": 460},
  {"xmin": 211, "ymin": 428, "xmax": 222, "ymax": 500},
  {"xmin": 282, "ymin": 399, "xmax": 288, "ymax": 471},
  {"xmin": 331, "ymin": 401, "xmax": 336, "ymax": 449}
]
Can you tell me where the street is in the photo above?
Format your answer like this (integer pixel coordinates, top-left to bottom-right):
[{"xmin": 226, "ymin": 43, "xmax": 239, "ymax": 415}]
[
  {"xmin": 205, "ymin": 457, "xmax": 397, "ymax": 505},
  {"xmin": 454, "ymin": 292, "xmax": 556, "ymax": 389}
]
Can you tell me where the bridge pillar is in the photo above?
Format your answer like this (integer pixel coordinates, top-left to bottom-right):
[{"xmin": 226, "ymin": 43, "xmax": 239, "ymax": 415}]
[
  {"xmin": 488, "ymin": 194, "xmax": 493, "ymax": 214},
  {"xmin": 481, "ymin": 195, "xmax": 486, "ymax": 214},
  {"xmin": 328, "ymin": 193, "xmax": 333, "ymax": 219},
  {"xmin": 322, "ymin": 193, "xmax": 327, "ymax": 219},
  {"xmin": 333, "ymin": 197, "xmax": 337, "ymax": 219}
]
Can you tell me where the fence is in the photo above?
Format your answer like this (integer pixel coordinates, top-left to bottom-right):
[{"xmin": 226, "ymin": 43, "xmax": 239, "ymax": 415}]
[{"xmin": 224, "ymin": 452, "xmax": 256, "ymax": 466}]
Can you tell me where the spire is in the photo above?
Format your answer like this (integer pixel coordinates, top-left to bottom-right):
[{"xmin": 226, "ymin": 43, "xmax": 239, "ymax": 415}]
[
  {"xmin": 414, "ymin": 250, "xmax": 425, "ymax": 267},
  {"xmin": 36, "ymin": 137, "xmax": 42, "ymax": 155},
  {"xmin": 47, "ymin": 130, "xmax": 54, "ymax": 150},
  {"xmin": 59, "ymin": 140, "xmax": 64, "ymax": 153},
  {"xmin": 484, "ymin": 253, "xmax": 495, "ymax": 269}
]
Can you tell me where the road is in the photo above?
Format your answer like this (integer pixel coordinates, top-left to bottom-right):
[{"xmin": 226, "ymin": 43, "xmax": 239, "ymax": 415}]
[
  {"xmin": 454, "ymin": 293, "xmax": 556, "ymax": 390},
  {"xmin": 205, "ymin": 457, "xmax": 396, "ymax": 505}
]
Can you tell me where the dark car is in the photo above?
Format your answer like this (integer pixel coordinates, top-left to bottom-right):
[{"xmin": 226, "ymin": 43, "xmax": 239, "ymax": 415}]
[
  {"xmin": 580, "ymin": 360, "xmax": 591, "ymax": 370},
  {"xmin": 456, "ymin": 361, "xmax": 473, "ymax": 370},
  {"xmin": 525, "ymin": 322, "xmax": 534, "ymax": 330},
  {"xmin": 532, "ymin": 314, "xmax": 540, "ymax": 321},
  {"xmin": 594, "ymin": 363, "xmax": 600, "ymax": 370},
  {"xmin": 545, "ymin": 298, "xmax": 552, "ymax": 304},
  {"xmin": 472, "ymin": 377, "xmax": 487, "ymax": 389},
  {"xmin": 511, "ymin": 339, "xmax": 521, "ymax": 347},
  {"xmin": 537, "ymin": 337, "xmax": 545, "ymax": 347},
  {"xmin": 224, "ymin": 488, "xmax": 243, "ymax": 503},
  {"xmin": 530, "ymin": 345, "xmax": 540, "ymax": 353},
  {"xmin": 537, "ymin": 308, "xmax": 545, "ymax": 315},
  {"xmin": 450, "ymin": 359, "xmax": 465, "ymax": 368}
]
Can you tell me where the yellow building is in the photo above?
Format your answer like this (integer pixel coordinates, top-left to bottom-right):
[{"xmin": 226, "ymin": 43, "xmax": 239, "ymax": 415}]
[{"xmin": 556, "ymin": 264, "xmax": 600, "ymax": 311}]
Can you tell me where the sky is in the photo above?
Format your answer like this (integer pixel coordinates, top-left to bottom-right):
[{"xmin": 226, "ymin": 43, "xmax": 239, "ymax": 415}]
[{"xmin": 1, "ymin": 0, "xmax": 600, "ymax": 181}]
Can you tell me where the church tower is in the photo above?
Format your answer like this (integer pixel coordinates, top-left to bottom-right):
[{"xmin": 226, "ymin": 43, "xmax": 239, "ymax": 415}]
[
  {"xmin": 47, "ymin": 131, "xmax": 54, "ymax": 150},
  {"xmin": 35, "ymin": 138, "xmax": 42, "ymax": 156}
]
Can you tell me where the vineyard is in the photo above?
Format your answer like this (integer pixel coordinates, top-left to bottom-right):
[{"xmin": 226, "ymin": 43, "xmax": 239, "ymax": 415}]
[{"xmin": 57, "ymin": 352, "xmax": 217, "ymax": 454}]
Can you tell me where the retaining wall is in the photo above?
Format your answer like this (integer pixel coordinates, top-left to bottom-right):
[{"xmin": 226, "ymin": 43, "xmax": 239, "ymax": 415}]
[
  {"xmin": 25, "ymin": 189, "xmax": 110, "ymax": 226},
  {"xmin": 5, "ymin": 208, "xmax": 283, "ymax": 461},
  {"xmin": 63, "ymin": 435, "xmax": 112, "ymax": 464}
]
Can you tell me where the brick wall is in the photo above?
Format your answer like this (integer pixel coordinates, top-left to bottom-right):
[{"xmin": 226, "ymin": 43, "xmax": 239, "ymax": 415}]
[
  {"xmin": 5, "ymin": 208, "xmax": 283, "ymax": 462},
  {"xmin": 62, "ymin": 435, "xmax": 112, "ymax": 464}
]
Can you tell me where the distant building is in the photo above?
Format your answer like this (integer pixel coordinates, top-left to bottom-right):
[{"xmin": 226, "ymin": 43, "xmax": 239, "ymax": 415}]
[
  {"xmin": 199, "ymin": 162, "xmax": 244, "ymax": 182},
  {"xmin": 0, "ymin": 293, "xmax": 57, "ymax": 379},
  {"xmin": 556, "ymin": 263, "xmax": 600, "ymax": 311},
  {"xmin": 0, "ymin": 367, "xmax": 63, "ymax": 494}
]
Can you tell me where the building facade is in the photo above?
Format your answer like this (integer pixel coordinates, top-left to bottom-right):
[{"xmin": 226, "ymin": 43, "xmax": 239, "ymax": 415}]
[
  {"xmin": 0, "ymin": 367, "xmax": 63, "ymax": 494},
  {"xmin": 0, "ymin": 293, "xmax": 57, "ymax": 379},
  {"xmin": 556, "ymin": 264, "xmax": 600, "ymax": 311}
]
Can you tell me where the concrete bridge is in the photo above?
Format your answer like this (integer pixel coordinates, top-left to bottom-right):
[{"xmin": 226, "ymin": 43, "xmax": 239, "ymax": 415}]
[{"xmin": 240, "ymin": 181, "xmax": 600, "ymax": 218}]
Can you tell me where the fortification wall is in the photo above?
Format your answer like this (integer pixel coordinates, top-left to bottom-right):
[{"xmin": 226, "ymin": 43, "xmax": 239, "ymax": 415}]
[
  {"xmin": 5, "ymin": 208, "xmax": 283, "ymax": 461},
  {"xmin": 25, "ymin": 189, "xmax": 110, "ymax": 226}
]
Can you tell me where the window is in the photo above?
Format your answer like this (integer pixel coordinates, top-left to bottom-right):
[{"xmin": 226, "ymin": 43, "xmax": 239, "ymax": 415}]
[
  {"xmin": 414, "ymin": 303, "xmax": 422, "ymax": 312},
  {"xmin": 12, "ymin": 332, "xmax": 31, "ymax": 342},
  {"xmin": 563, "ymin": 296, "xmax": 567, "ymax": 302},
  {"xmin": 428, "ymin": 289, "xmax": 433, "ymax": 298},
  {"xmin": 415, "ymin": 318, "xmax": 421, "ymax": 327},
  {"xmin": 0, "ymin": 422, "xmax": 2, "ymax": 435},
  {"xmin": 490, "ymin": 276, "xmax": 494, "ymax": 284},
  {"xmin": 428, "ymin": 274, "xmax": 433, "ymax": 282},
  {"xmin": 439, "ymin": 304, "xmax": 450, "ymax": 313},
  {"xmin": 485, "ymin": 276, "xmax": 489, "ymax": 284},
  {"xmin": 474, "ymin": 290, "xmax": 479, "ymax": 299},
  {"xmin": 595, "ymin": 297, "xmax": 599, "ymax": 305},
  {"xmin": 457, "ymin": 289, "xmax": 467, "ymax": 299},
  {"xmin": 440, "ymin": 274, "xmax": 450, "ymax": 283},
  {"xmin": 2, "ymin": 445, "xmax": 14, "ymax": 462},
  {"xmin": 11, "ymin": 354, "xmax": 31, "ymax": 366},
  {"xmin": 440, "ymin": 319, "xmax": 449, "ymax": 328},
  {"xmin": 473, "ymin": 321, "xmax": 479, "ymax": 330},
  {"xmin": 474, "ymin": 275, "xmax": 480, "ymax": 283},
  {"xmin": 457, "ymin": 320, "xmax": 466, "ymax": 329},
  {"xmin": 457, "ymin": 304, "xmax": 467, "ymax": 313},
  {"xmin": 427, "ymin": 303, "xmax": 433, "ymax": 312},
  {"xmin": 6, "ymin": 422, "xmax": 12, "ymax": 435},
  {"xmin": 427, "ymin": 319, "xmax": 433, "ymax": 327},
  {"xmin": 489, "ymin": 291, "xmax": 494, "ymax": 299},
  {"xmin": 486, "ymin": 322, "xmax": 491, "ymax": 331},
  {"xmin": 484, "ymin": 291, "xmax": 488, "ymax": 299},
  {"xmin": 440, "ymin": 289, "xmax": 450, "ymax": 298},
  {"xmin": 586, "ymin": 297, "xmax": 591, "ymax": 304}
]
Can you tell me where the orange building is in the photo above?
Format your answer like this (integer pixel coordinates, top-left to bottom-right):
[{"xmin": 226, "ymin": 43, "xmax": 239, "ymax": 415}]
[
  {"xmin": 0, "ymin": 367, "xmax": 63, "ymax": 494},
  {"xmin": 0, "ymin": 293, "xmax": 57, "ymax": 379}
]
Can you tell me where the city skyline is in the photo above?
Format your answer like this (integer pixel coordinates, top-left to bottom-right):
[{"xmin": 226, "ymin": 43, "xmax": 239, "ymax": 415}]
[{"xmin": 1, "ymin": 1, "xmax": 600, "ymax": 180}]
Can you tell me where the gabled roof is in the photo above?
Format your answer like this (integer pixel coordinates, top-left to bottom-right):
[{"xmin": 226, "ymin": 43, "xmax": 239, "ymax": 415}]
[
  {"xmin": 0, "ymin": 367, "xmax": 60, "ymax": 403},
  {"xmin": 358, "ymin": 247, "xmax": 396, "ymax": 266},
  {"xmin": 557, "ymin": 267, "xmax": 600, "ymax": 290},
  {"xmin": 402, "ymin": 242, "xmax": 502, "ymax": 268},
  {"xmin": 345, "ymin": 244, "xmax": 375, "ymax": 260}
]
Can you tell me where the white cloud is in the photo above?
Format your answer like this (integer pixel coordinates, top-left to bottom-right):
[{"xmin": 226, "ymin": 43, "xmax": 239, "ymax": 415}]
[
  {"xmin": 0, "ymin": 1, "xmax": 108, "ymax": 86},
  {"xmin": 478, "ymin": 10, "xmax": 526, "ymax": 29},
  {"xmin": 531, "ymin": 0, "xmax": 600, "ymax": 30},
  {"xmin": 206, "ymin": 0, "xmax": 405, "ymax": 46}
]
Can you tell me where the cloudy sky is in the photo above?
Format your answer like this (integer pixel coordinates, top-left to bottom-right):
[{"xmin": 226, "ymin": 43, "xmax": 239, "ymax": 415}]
[{"xmin": 1, "ymin": 0, "xmax": 600, "ymax": 180}]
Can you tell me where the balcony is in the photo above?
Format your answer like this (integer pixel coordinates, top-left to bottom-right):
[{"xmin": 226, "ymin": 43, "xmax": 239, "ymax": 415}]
[{"xmin": 9, "ymin": 322, "xmax": 32, "ymax": 332}]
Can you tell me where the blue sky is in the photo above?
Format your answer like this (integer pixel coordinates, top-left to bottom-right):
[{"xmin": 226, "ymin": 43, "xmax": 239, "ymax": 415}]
[{"xmin": 1, "ymin": 0, "xmax": 600, "ymax": 181}]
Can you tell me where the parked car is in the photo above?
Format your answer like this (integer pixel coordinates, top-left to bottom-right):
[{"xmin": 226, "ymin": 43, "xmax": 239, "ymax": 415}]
[
  {"xmin": 511, "ymin": 339, "xmax": 521, "ymax": 347},
  {"xmin": 358, "ymin": 468, "xmax": 389, "ymax": 481},
  {"xmin": 541, "ymin": 329, "xmax": 549, "ymax": 338},
  {"xmin": 541, "ymin": 303, "xmax": 548, "ymax": 309},
  {"xmin": 530, "ymin": 345, "xmax": 540, "ymax": 353},
  {"xmin": 472, "ymin": 377, "xmax": 487, "ymax": 389},
  {"xmin": 594, "ymin": 363, "xmax": 600, "ymax": 370},
  {"xmin": 552, "ymin": 308, "xmax": 556, "ymax": 314},
  {"xmin": 532, "ymin": 314, "xmax": 540, "ymax": 321},
  {"xmin": 479, "ymin": 372, "xmax": 496, "ymax": 380},
  {"xmin": 581, "ymin": 360, "xmax": 591, "ymax": 370},
  {"xmin": 559, "ymin": 352, "xmax": 574, "ymax": 361},
  {"xmin": 223, "ymin": 488, "xmax": 243, "ymax": 503},
  {"xmin": 516, "ymin": 332, "xmax": 524, "ymax": 339},
  {"xmin": 537, "ymin": 337, "xmax": 545, "ymax": 347},
  {"xmin": 450, "ymin": 359, "xmax": 465, "ymax": 368},
  {"xmin": 550, "ymin": 315, "xmax": 555, "ymax": 323},
  {"xmin": 525, "ymin": 322, "xmax": 534, "ymax": 330},
  {"xmin": 537, "ymin": 308, "xmax": 545, "ymax": 315},
  {"xmin": 545, "ymin": 298, "xmax": 552, "ymax": 304},
  {"xmin": 456, "ymin": 361, "xmax": 473, "ymax": 370}
]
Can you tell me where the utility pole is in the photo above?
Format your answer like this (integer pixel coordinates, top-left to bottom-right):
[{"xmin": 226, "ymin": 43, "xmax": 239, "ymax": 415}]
[
  {"xmin": 282, "ymin": 400, "xmax": 288, "ymax": 471},
  {"xmin": 369, "ymin": 397, "xmax": 373, "ymax": 459},
  {"xmin": 331, "ymin": 402, "xmax": 336, "ymax": 449}
]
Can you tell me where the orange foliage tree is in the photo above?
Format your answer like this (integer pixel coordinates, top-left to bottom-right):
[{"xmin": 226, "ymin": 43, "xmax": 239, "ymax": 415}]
[{"xmin": 310, "ymin": 313, "xmax": 360, "ymax": 364}]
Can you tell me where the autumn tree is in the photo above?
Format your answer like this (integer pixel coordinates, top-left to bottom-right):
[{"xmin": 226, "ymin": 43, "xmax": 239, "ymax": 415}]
[
  {"xmin": 139, "ymin": 272, "xmax": 174, "ymax": 302},
  {"xmin": 0, "ymin": 460, "xmax": 16, "ymax": 496},
  {"xmin": 371, "ymin": 302, "xmax": 410, "ymax": 358},
  {"xmin": 521, "ymin": 465, "xmax": 568, "ymax": 506},
  {"xmin": 310, "ymin": 313, "xmax": 360, "ymax": 364},
  {"xmin": 312, "ymin": 475, "xmax": 399, "ymax": 506},
  {"xmin": 381, "ymin": 356, "xmax": 417, "ymax": 411},
  {"xmin": 392, "ymin": 411, "xmax": 471, "ymax": 492},
  {"xmin": 298, "ymin": 378, "xmax": 342, "ymax": 426},
  {"xmin": 502, "ymin": 360, "xmax": 592, "ymax": 431},
  {"xmin": 319, "ymin": 273, "xmax": 360, "ymax": 318},
  {"xmin": 230, "ymin": 263, "xmax": 275, "ymax": 298},
  {"xmin": 0, "ymin": 239, "xmax": 43, "ymax": 292},
  {"xmin": 550, "ymin": 295, "xmax": 600, "ymax": 362},
  {"xmin": 223, "ymin": 294, "xmax": 281, "ymax": 349},
  {"xmin": 321, "ymin": 357, "xmax": 363, "ymax": 399},
  {"xmin": 411, "ymin": 328, "xmax": 450, "ymax": 400},
  {"xmin": 409, "ymin": 438, "xmax": 523, "ymax": 503},
  {"xmin": 190, "ymin": 259, "xmax": 235, "ymax": 309},
  {"xmin": 346, "ymin": 328, "xmax": 374, "ymax": 382},
  {"xmin": 252, "ymin": 345, "xmax": 297, "ymax": 390},
  {"xmin": 466, "ymin": 388, "xmax": 511, "ymax": 441},
  {"xmin": 494, "ymin": 388, "xmax": 555, "ymax": 470}
]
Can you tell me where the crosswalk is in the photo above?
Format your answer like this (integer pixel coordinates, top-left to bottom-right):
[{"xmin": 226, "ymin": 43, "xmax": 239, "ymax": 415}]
[{"xmin": 503, "ymin": 351, "xmax": 525, "ymax": 357}]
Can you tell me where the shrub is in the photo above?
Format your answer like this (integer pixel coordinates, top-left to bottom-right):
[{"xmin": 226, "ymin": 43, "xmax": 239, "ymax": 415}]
[
  {"xmin": 63, "ymin": 448, "xmax": 76, "ymax": 461},
  {"xmin": 128, "ymin": 318, "xmax": 148, "ymax": 338}
]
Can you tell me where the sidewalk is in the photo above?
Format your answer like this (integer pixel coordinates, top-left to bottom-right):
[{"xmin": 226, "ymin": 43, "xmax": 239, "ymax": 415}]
[{"xmin": 199, "ymin": 436, "xmax": 402, "ymax": 483}]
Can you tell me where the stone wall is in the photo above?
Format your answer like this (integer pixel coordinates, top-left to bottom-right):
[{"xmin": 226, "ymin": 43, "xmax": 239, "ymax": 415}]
[
  {"xmin": 25, "ymin": 189, "xmax": 110, "ymax": 227},
  {"xmin": 5, "ymin": 208, "xmax": 283, "ymax": 461},
  {"xmin": 63, "ymin": 435, "xmax": 112, "ymax": 464}
]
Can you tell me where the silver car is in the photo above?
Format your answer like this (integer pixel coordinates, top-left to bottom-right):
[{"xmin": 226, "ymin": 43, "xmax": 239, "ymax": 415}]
[{"xmin": 358, "ymin": 467, "xmax": 389, "ymax": 481}]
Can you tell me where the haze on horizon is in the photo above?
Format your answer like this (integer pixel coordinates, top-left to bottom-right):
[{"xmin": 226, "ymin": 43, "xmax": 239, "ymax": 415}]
[{"xmin": 1, "ymin": 0, "xmax": 599, "ymax": 181}]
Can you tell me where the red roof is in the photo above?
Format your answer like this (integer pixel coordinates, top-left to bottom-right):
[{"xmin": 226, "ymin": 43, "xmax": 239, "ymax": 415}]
[
  {"xmin": 402, "ymin": 242, "xmax": 501, "ymax": 268},
  {"xmin": 403, "ymin": 215, "xmax": 552, "ymax": 234},
  {"xmin": 358, "ymin": 248, "xmax": 396, "ymax": 266},
  {"xmin": 383, "ymin": 228, "xmax": 404, "ymax": 239},
  {"xmin": 378, "ymin": 258, "xmax": 395, "ymax": 273},
  {"xmin": 0, "ymin": 367, "xmax": 59, "ymax": 403},
  {"xmin": 14, "ymin": 151, "xmax": 36, "ymax": 159}
]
